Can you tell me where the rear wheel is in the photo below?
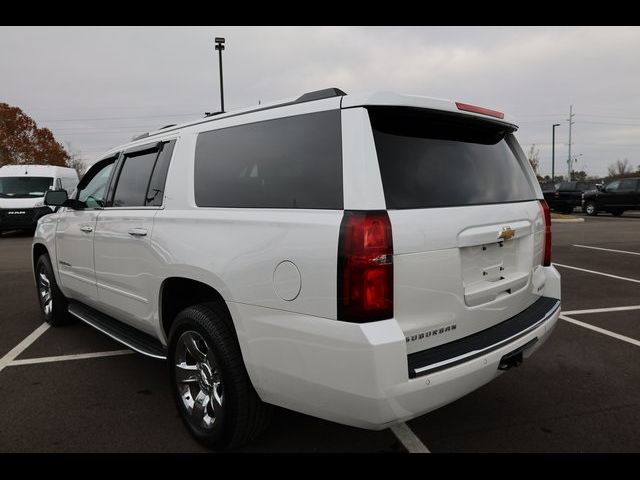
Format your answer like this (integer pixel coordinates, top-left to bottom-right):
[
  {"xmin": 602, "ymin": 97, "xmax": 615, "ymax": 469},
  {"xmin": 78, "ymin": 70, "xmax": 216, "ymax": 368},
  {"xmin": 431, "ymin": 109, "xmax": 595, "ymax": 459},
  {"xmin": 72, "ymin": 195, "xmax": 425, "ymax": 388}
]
[
  {"xmin": 168, "ymin": 303, "xmax": 272, "ymax": 449},
  {"xmin": 584, "ymin": 201, "xmax": 598, "ymax": 216},
  {"xmin": 35, "ymin": 254, "xmax": 72, "ymax": 326}
]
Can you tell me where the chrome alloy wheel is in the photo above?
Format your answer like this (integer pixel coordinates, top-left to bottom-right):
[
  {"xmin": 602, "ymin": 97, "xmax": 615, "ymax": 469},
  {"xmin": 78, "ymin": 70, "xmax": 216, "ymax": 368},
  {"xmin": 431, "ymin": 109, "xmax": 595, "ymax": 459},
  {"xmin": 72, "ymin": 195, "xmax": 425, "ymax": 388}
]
[
  {"xmin": 38, "ymin": 269, "xmax": 53, "ymax": 316},
  {"xmin": 175, "ymin": 331, "xmax": 224, "ymax": 429},
  {"xmin": 585, "ymin": 203, "xmax": 595, "ymax": 215}
]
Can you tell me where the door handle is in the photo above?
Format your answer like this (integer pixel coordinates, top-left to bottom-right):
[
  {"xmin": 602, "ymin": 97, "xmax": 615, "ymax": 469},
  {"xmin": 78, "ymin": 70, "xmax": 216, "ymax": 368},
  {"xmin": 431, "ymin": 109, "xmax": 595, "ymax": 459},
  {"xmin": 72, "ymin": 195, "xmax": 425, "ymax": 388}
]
[
  {"xmin": 128, "ymin": 228, "xmax": 148, "ymax": 237},
  {"xmin": 80, "ymin": 226, "xmax": 93, "ymax": 233}
]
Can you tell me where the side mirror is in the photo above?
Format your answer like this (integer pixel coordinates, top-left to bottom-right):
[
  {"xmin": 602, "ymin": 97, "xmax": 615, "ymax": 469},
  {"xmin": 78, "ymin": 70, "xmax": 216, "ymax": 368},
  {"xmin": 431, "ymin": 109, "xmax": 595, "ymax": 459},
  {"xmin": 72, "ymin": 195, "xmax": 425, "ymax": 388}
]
[{"xmin": 44, "ymin": 189, "xmax": 69, "ymax": 207}]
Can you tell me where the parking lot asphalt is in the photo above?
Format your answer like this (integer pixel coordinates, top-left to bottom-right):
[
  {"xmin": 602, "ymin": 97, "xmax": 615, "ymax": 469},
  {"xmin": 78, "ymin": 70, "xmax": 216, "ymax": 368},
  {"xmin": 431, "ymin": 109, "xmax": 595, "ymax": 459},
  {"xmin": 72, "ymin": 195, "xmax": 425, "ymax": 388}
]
[{"xmin": 1, "ymin": 212, "xmax": 639, "ymax": 452}]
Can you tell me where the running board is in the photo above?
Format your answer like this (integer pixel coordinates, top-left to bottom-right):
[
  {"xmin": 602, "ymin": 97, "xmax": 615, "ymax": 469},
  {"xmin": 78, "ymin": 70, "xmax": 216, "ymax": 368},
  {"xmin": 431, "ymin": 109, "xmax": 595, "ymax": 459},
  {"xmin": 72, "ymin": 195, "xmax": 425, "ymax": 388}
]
[{"xmin": 68, "ymin": 301, "xmax": 167, "ymax": 360}]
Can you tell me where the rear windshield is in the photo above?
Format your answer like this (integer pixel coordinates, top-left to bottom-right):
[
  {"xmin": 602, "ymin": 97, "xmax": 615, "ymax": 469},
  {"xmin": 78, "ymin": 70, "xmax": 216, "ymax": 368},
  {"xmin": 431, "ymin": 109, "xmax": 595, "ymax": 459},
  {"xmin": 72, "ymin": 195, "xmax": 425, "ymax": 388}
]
[
  {"xmin": 558, "ymin": 182, "xmax": 575, "ymax": 191},
  {"xmin": 368, "ymin": 107, "xmax": 536, "ymax": 209}
]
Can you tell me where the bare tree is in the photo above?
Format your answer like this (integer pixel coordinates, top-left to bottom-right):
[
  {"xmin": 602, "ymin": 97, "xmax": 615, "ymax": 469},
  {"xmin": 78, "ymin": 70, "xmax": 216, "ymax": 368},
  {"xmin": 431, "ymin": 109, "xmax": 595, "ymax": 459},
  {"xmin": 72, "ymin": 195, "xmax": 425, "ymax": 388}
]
[
  {"xmin": 607, "ymin": 158, "xmax": 632, "ymax": 177},
  {"xmin": 527, "ymin": 144, "xmax": 540, "ymax": 175},
  {"xmin": 65, "ymin": 142, "xmax": 87, "ymax": 178}
]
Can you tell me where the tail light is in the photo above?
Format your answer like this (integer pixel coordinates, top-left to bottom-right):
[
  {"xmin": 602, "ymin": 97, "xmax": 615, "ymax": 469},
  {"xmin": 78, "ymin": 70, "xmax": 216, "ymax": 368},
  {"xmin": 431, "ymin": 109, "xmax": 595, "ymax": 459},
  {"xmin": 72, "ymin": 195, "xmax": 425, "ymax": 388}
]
[
  {"xmin": 540, "ymin": 200, "xmax": 552, "ymax": 266},
  {"xmin": 337, "ymin": 211, "xmax": 393, "ymax": 322}
]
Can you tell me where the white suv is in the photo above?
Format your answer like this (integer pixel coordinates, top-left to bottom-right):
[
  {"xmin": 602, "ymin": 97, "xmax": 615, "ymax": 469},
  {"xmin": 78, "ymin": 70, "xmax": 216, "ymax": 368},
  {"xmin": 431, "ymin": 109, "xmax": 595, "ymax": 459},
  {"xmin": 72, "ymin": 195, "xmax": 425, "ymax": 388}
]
[{"xmin": 33, "ymin": 88, "xmax": 561, "ymax": 449}]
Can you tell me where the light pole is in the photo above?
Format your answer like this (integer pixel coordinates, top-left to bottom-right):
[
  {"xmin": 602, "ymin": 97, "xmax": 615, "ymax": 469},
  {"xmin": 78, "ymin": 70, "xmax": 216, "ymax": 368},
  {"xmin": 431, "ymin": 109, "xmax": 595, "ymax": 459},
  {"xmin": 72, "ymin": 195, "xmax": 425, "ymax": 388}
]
[
  {"xmin": 214, "ymin": 37, "xmax": 226, "ymax": 113},
  {"xmin": 552, "ymin": 123, "xmax": 560, "ymax": 183}
]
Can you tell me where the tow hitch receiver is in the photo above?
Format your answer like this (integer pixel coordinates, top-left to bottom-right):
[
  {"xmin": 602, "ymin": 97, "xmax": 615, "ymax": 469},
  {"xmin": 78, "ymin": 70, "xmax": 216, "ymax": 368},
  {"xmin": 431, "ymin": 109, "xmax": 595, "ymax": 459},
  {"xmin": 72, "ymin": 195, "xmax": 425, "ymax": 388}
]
[{"xmin": 498, "ymin": 338, "xmax": 538, "ymax": 370}]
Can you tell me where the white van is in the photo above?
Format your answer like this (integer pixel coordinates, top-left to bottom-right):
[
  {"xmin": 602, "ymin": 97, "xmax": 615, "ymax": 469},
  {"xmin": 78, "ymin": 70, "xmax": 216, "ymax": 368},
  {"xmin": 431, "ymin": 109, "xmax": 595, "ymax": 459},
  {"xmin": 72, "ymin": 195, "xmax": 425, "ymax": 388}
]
[
  {"xmin": 34, "ymin": 88, "xmax": 560, "ymax": 449},
  {"xmin": 0, "ymin": 165, "xmax": 78, "ymax": 234}
]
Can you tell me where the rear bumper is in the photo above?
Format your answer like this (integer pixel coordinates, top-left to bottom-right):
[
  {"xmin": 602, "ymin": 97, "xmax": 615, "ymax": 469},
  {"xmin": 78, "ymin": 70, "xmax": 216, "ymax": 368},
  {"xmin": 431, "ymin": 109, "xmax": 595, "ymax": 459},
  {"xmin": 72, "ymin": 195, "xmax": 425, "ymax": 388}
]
[
  {"xmin": 0, "ymin": 207, "xmax": 52, "ymax": 231},
  {"xmin": 235, "ymin": 265, "xmax": 562, "ymax": 430},
  {"xmin": 407, "ymin": 296, "xmax": 559, "ymax": 378}
]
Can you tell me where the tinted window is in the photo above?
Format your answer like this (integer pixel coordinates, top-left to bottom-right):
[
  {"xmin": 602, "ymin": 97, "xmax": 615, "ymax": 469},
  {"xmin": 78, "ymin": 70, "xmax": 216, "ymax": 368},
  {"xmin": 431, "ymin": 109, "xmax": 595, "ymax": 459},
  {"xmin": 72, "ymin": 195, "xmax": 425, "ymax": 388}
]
[
  {"xmin": 194, "ymin": 110, "xmax": 342, "ymax": 209},
  {"xmin": 369, "ymin": 107, "xmax": 536, "ymax": 209},
  {"xmin": 618, "ymin": 179, "xmax": 638, "ymax": 191},
  {"xmin": 145, "ymin": 141, "xmax": 175, "ymax": 206},
  {"xmin": 78, "ymin": 162, "xmax": 114, "ymax": 208},
  {"xmin": 576, "ymin": 182, "xmax": 595, "ymax": 191},
  {"xmin": 606, "ymin": 180, "xmax": 621, "ymax": 191},
  {"xmin": 112, "ymin": 150, "xmax": 159, "ymax": 207},
  {"xmin": 559, "ymin": 182, "xmax": 575, "ymax": 191}
]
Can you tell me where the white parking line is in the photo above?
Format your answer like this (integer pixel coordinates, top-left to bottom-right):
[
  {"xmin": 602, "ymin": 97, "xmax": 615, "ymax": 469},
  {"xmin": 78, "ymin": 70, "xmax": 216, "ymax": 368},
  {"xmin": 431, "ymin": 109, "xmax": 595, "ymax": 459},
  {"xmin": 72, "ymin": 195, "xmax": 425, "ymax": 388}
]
[
  {"xmin": 390, "ymin": 422, "xmax": 430, "ymax": 453},
  {"xmin": 560, "ymin": 315, "xmax": 640, "ymax": 348},
  {"xmin": 0, "ymin": 323, "xmax": 50, "ymax": 373},
  {"xmin": 562, "ymin": 305, "xmax": 640, "ymax": 316},
  {"xmin": 8, "ymin": 349, "xmax": 134, "ymax": 367},
  {"xmin": 573, "ymin": 244, "xmax": 640, "ymax": 256},
  {"xmin": 553, "ymin": 263, "xmax": 640, "ymax": 284}
]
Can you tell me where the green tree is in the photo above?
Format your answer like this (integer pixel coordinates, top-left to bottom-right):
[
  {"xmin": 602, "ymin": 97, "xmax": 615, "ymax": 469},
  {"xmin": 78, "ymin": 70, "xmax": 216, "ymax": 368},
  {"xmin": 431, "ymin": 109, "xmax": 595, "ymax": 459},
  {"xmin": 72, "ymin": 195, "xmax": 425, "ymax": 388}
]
[
  {"xmin": 0, "ymin": 103, "xmax": 70, "ymax": 167},
  {"xmin": 572, "ymin": 170, "xmax": 588, "ymax": 181}
]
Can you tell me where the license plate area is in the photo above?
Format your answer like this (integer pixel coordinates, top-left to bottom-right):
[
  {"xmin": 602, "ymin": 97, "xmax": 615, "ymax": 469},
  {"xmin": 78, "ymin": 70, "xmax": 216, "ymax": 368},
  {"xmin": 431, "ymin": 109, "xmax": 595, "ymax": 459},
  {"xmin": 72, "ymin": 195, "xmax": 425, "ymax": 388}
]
[{"xmin": 460, "ymin": 237, "xmax": 530, "ymax": 307}]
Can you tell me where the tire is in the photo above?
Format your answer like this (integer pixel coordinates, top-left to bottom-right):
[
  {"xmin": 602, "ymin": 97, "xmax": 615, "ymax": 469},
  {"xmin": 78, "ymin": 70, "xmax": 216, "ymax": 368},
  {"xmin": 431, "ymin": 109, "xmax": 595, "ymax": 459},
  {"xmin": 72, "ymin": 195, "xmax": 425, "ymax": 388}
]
[
  {"xmin": 168, "ymin": 302, "xmax": 273, "ymax": 449},
  {"xmin": 611, "ymin": 209, "xmax": 625, "ymax": 217},
  {"xmin": 35, "ymin": 254, "xmax": 72, "ymax": 326},
  {"xmin": 584, "ymin": 201, "xmax": 598, "ymax": 216}
]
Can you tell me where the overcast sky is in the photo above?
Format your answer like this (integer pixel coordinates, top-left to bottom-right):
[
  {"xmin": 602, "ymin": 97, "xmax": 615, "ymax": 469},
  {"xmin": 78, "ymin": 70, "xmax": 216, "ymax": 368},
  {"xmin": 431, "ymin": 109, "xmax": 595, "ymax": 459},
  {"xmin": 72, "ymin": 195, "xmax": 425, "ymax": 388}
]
[{"xmin": 2, "ymin": 26, "xmax": 640, "ymax": 178}]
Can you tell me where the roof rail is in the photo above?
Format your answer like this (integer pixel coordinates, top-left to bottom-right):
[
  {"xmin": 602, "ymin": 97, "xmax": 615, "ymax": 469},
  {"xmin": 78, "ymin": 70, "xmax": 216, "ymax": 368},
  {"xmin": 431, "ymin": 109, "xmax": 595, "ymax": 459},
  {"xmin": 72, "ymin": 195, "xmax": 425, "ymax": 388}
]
[
  {"xmin": 131, "ymin": 123, "xmax": 177, "ymax": 141},
  {"xmin": 137, "ymin": 87, "xmax": 346, "ymax": 140}
]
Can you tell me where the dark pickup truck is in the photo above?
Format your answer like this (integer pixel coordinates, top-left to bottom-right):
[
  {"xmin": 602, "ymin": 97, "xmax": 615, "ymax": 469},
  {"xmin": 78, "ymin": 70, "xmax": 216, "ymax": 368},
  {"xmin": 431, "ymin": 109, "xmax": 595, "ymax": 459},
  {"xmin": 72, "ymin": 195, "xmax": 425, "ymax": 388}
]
[
  {"xmin": 582, "ymin": 177, "xmax": 640, "ymax": 216},
  {"xmin": 543, "ymin": 181, "xmax": 597, "ymax": 214}
]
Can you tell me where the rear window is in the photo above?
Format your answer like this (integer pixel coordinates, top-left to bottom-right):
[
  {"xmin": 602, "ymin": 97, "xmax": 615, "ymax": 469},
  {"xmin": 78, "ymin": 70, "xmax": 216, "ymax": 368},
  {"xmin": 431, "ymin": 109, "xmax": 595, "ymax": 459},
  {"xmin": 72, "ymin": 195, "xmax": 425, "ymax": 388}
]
[
  {"xmin": 576, "ymin": 181, "xmax": 596, "ymax": 191},
  {"xmin": 194, "ymin": 110, "xmax": 342, "ymax": 209},
  {"xmin": 369, "ymin": 107, "xmax": 536, "ymax": 209},
  {"xmin": 558, "ymin": 182, "xmax": 575, "ymax": 191}
]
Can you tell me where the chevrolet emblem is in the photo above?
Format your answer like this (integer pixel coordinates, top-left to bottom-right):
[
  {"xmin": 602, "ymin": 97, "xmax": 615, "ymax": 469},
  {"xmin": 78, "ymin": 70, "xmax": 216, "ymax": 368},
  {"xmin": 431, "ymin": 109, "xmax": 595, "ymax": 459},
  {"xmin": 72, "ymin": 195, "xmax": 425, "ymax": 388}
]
[{"xmin": 498, "ymin": 226, "xmax": 515, "ymax": 241}]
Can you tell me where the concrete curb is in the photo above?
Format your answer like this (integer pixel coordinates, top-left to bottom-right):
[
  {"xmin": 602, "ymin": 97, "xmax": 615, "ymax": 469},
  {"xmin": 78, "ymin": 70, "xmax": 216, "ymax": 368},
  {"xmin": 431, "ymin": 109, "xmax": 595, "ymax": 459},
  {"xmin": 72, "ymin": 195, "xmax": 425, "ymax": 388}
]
[{"xmin": 552, "ymin": 217, "xmax": 585, "ymax": 223}]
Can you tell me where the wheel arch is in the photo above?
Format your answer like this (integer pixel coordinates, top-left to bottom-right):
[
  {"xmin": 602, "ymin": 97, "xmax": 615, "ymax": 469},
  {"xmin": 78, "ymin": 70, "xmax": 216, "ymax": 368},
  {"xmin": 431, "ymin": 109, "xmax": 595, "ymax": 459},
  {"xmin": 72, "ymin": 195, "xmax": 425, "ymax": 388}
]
[
  {"xmin": 159, "ymin": 277, "xmax": 237, "ymax": 342},
  {"xmin": 32, "ymin": 243, "xmax": 50, "ymax": 281}
]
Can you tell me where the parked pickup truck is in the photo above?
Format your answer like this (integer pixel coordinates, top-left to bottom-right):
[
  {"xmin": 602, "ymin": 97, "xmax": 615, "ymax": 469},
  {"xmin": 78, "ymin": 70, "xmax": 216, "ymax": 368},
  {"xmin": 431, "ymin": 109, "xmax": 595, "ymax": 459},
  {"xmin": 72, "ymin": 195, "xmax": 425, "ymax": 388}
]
[
  {"xmin": 582, "ymin": 177, "xmax": 640, "ymax": 216},
  {"xmin": 543, "ymin": 181, "xmax": 597, "ymax": 214}
]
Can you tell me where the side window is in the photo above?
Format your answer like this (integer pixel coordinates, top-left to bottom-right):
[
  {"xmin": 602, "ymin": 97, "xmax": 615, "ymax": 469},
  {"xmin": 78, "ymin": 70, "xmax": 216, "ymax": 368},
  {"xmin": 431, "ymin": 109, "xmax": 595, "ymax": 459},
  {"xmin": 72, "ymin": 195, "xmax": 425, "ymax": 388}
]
[
  {"xmin": 194, "ymin": 110, "xmax": 343, "ymax": 209},
  {"xmin": 78, "ymin": 161, "xmax": 115, "ymax": 209},
  {"xmin": 618, "ymin": 179, "xmax": 637, "ymax": 192},
  {"xmin": 112, "ymin": 150, "xmax": 159, "ymax": 207},
  {"xmin": 606, "ymin": 180, "xmax": 620, "ymax": 192},
  {"xmin": 145, "ymin": 141, "xmax": 175, "ymax": 206}
]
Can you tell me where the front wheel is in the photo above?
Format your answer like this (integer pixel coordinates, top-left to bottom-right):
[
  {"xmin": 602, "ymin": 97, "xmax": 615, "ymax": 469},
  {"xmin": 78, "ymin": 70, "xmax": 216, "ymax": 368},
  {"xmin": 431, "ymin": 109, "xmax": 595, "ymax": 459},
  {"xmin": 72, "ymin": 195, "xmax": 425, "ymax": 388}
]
[
  {"xmin": 168, "ymin": 303, "xmax": 272, "ymax": 449},
  {"xmin": 35, "ymin": 254, "xmax": 72, "ymax": 325},
  {"xmin": 584, "ymin": 201, "xmax": 598, "ymax": 216}
]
